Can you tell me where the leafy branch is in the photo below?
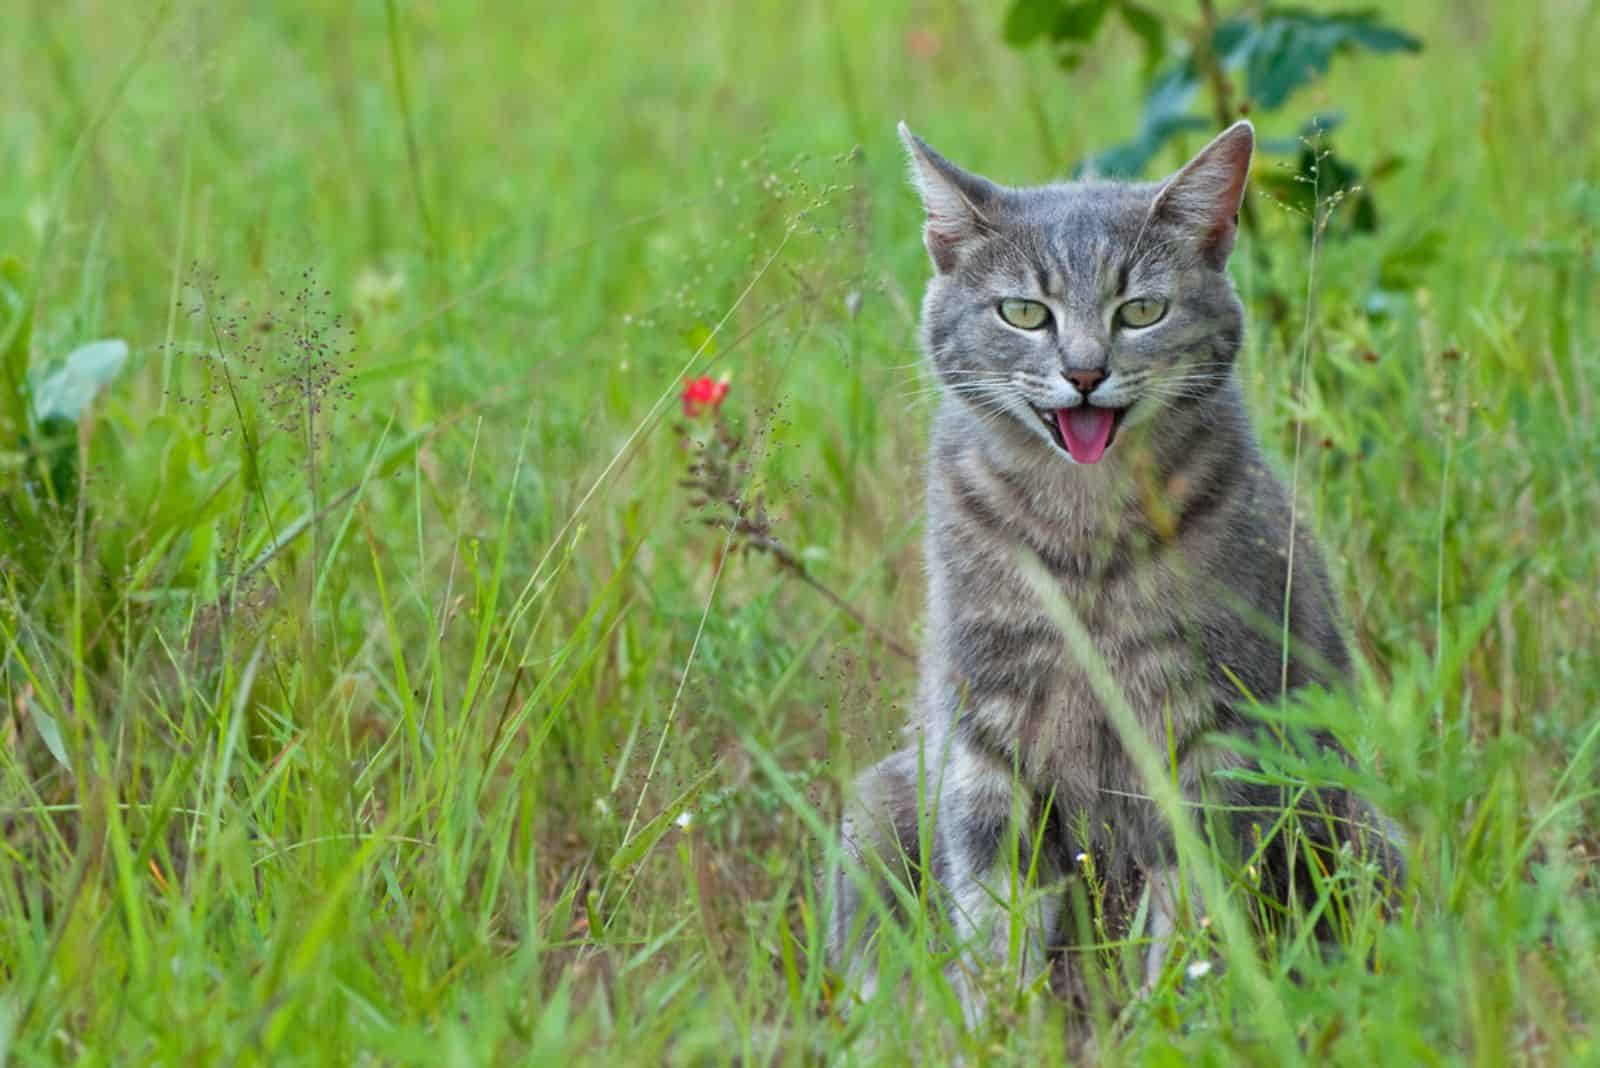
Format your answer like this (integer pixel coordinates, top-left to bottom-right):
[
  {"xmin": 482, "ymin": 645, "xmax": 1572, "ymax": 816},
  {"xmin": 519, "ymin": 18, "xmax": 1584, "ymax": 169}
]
[{"xmin": 1004, "ymin": 2, "xmax": 1422, "ymax": 240}]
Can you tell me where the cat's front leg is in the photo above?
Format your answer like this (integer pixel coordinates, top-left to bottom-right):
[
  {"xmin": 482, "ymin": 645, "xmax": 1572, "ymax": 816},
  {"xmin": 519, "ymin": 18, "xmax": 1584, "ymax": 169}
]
[
  {"xmin": 829, "ymin": 747, "xmax": 930, "ymax": 1003},
  {"xmin": 1141, "ymin": 863, "xmax": 1199, "ymax": 991},
  {"xmin": 939, "ymin": 747, "xmax": 1061, "ymax": 1030}
]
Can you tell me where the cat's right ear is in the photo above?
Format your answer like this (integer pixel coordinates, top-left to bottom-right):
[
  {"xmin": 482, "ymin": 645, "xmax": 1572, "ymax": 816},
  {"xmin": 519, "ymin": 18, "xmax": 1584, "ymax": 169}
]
[
  {"xmin": 898, "ymin": 122, "xmax": 999, "ymax": 273},
  {"xmin": 1148, "ymin": 120, "xmax": 1254, "ymax": 268}
]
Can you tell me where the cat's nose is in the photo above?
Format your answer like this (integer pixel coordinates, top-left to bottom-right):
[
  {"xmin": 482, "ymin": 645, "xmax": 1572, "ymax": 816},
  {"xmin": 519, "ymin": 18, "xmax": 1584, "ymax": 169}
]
[{"xmin": 1063, "ymin": 368, "xmax": 1106, "ymax": 395}]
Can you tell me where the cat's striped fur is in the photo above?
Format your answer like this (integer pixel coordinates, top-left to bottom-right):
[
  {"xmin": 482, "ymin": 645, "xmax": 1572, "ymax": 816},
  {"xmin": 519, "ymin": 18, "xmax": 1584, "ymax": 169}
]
[{"xmin": 829, "ymin": 122, "xmax": 1402, "ymax": 1020}]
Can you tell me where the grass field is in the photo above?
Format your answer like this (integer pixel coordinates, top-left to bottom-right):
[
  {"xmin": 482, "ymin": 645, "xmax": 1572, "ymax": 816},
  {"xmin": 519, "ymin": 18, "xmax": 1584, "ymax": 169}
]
[{"xmin": 2, "ymin": 1, "xmax": 1598, "ymax": 1063}]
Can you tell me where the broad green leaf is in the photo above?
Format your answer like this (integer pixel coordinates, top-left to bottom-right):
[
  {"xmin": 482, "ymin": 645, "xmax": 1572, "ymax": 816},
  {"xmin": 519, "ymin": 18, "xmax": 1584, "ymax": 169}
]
[
  {"xmin": 1242, "ymin": 9, "xmax": 1422, "ymax": 111},
  {"xmin": 31, "ymin": 415, "xmax": 81, "ymax": 500},
  {"xmin": 1002, "ymin": 0, "xmax": 1058, "ymax": 47},
  {"xmin": 1074, "ymin": 46, "xmax": 1204, "ymax": 177},
  {"xmin": 1141, "ymin": 57, "xmax": 1201, "ymax": 126},
  {"xmin": 1256, "ymin": 139, "xmax": 1377, "ymax": 239},
  {"xmin": 1055, "ymin": 48, "xmax": 1086, "ymax": 72},
  {"xmin": 1313, "ymin": 146, "xmax": 1376, "ymax": 234},
  {"xmin": 1335, "ymin": 10, "xmax": 1426, "ymax": 53},
  {"xmin": 1378, "ymin": 227, "xmax": 1445, "ymax": 290},
  {"xmin": 22, "ymin": 695, "xmax": 73, "ymax": 773},
  {"xmin": 1078, "ymin": 112, "xmax": 1210, "ymax": 178},
  {"xmin": 1004, "ymin": 0, "xmax": 1112, "ymax": 48},
  {"xmin": 1211, "ymin": 15, "xmax": 1256, "ymax": 68},
  {"xmin": 31, "ymin": 339, "xmax": 129, "ymax": 423},
  {"xmin": 1052, "ymin": 0, "xmax": 1111, "ymax": 42},
  {"xmin": 1071, "ymin": 6, "xmax": 1419, "ymax": 181}
]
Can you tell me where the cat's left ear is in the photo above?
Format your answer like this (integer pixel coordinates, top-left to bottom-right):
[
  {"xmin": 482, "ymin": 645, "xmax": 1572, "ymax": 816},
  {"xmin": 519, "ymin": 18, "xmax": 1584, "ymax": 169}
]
[
  {"xmin": 898, "ymin": 122, "xmax": 1002, "ymax": 273},
  {"xmin": 1150, "ymin": 120, "xmax": 1254, "ymax": 268}
]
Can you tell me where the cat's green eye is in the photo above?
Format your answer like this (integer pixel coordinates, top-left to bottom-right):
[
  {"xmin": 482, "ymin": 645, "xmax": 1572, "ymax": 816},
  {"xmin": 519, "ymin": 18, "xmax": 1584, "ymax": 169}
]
[
  {"xmin": 1116, "ymin": 297, "xmax": 1168, "ymax": 329},
  {"xmin": 998, "ymin": 298, "xmax": 1051, "ymax": 330}
]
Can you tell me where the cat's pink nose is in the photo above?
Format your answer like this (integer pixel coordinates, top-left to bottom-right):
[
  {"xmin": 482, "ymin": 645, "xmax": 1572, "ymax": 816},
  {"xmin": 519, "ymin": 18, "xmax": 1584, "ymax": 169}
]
[{"xmin": 1064, "ymin": 368, "xmax": 1106, "ymax": 394}]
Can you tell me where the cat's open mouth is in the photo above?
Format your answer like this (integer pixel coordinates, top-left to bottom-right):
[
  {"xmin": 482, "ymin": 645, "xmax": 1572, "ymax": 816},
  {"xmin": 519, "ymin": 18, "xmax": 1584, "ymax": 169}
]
[{"xmin": 1037, "ymin": 404, "xmax": 1126, "ymax": 464}]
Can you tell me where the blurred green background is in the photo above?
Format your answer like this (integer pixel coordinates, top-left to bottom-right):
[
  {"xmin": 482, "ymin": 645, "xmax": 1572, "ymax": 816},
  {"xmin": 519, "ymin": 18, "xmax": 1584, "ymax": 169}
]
[{"xmin": 2, "ymin": 1, "xmax": 1597, "ymax": 1063}]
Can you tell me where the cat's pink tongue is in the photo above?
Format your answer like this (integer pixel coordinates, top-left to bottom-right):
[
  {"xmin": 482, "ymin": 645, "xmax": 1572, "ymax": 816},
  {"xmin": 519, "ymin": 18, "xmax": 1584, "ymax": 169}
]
[{"xmin": 1056, "ymin": 406, "xmax": 1115, "ymax": 464}]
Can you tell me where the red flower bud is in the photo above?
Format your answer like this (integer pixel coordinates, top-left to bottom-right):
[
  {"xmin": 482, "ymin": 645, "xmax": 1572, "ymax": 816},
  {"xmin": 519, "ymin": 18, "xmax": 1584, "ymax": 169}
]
[{"xmin": 681, "ymin": 374, "xmax": 731, "ymax": 417}]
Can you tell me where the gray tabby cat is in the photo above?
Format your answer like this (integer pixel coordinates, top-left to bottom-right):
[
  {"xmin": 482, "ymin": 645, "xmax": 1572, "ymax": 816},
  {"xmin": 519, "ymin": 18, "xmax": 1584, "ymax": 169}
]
[{"xmin": 829, "ymin": 120, "xmax": 1402, "ymax": 1021}]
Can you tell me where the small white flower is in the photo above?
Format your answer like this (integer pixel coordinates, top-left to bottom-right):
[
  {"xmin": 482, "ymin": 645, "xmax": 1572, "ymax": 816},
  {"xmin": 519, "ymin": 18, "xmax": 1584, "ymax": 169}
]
[
  {"xmin": 1074, "ymin": 852, "xmax": 1089, "ymax": 864},
  {"xmin": 593, "ymin": 797, "xmax": 612, "ymax": 818},
  {"xmin": 1185, "ymin": 960, "xmax": 1213, "ymax": 981},
  {"xmin": 675, "ymin": 810, "xmax": 694, "ymax": 830},
  {"xmin": 352, "ymin": 267, "xmax": 407, "ymax": 316}
]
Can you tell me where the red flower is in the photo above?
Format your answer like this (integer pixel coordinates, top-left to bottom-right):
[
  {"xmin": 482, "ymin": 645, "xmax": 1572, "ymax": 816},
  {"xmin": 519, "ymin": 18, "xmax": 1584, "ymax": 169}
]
[{"xmin": 681, "ymin": 374, "xmax": 730, "ymax": 418}]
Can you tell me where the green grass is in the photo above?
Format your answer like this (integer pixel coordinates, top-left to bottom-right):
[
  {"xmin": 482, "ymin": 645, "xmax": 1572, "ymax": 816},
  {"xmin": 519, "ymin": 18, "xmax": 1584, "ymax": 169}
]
[{"xmin": 2, "ymin": 1, "xmax": 1598, "ymax": 1063}]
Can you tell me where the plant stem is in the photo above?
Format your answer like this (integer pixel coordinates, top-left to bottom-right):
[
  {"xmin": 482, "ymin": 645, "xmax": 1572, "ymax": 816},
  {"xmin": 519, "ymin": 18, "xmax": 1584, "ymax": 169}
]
[
  {"xmin": 383, "ymin": 0, "xmax": 441, "ymax": 263},
  {"xmin": 1195, "ymin": 0, "xmax": 1235, "ymax": 127},
  {"xmin": 300, "ymin": 292, "xmax": 320, "ymax": 644},
  {"xmin": 713, "ymin": 518, "xmax": 916, "ymax": 663},
  {"xmin": 1194, "ymin": 0, "xmax": 1266, "ymax": 259},
  {"xmin": 201, "ymin": 289, "xmax": 284, "ymax": 615}
]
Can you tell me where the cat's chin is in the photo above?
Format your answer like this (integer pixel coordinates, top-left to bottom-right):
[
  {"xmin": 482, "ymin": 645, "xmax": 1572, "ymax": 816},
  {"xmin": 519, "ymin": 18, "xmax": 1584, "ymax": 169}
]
[{"xmin": 1033, "ymin": 404, "xmax": 1128, "ymax": 465}]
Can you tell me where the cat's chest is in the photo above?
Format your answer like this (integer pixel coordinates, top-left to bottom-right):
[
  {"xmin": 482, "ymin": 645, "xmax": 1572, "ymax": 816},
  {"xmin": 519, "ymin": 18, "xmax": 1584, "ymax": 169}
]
[
  {"xmin": 930, "ymin": 453, "xmax": 1216, "ymax": 750},
  {"xmin": 932, "ymin": 449, "xmax": 1195, "ymax": 629},
  {"xmin": 940, "ymin": 556, "xmax": 1209, "ymax": 714}
]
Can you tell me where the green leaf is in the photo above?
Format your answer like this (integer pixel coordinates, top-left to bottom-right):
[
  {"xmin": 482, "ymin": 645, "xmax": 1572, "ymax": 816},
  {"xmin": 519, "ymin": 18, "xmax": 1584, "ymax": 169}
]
[
  {"xmin": 607, "ymin": 765, "xmax": 718, "ymax": 873},
  {"xmin": 1003, "ymin": 0, "xmax": 1059, "ymax": 46},
  {"xmin": 1211, "ymin": 15, "xmax": 1257, "ymax": 68},
  {"xmin": 1257, "ymin": 137, "xmax": 1377, "ymax": 240},
  {"xmin": 1053, "ymin": 5, "xmax": 1420, "ymax": 198},
  {"xmin": 1335, "ymin": 10, "xmax": 1425, "ymax": 53},
  {"xmin": 18, "ymin": 339, "xmax": 128, "ymax": 505},
  {"xmin": 1378, "ymin": 227, "xmax": 1445, "ymax": 290},
  {"xmin": 1142, "ymin": 57, "xmax": 1201, "ymax": 125},
  {"xmin": 1259, "ymin": 110, "xmax": 1346, "ymax": 154},
  {"xmin": 1055, "ymin": 47, "xmax": 1086, "ymax": 72},
  {"xmin": 1052, "ymin": 0, "xmax": 1111, "ymax": 42},
  {"xmin": 1004, "ymin": 0, "xmax": 1114, "ymax": 48},
  {"xmin": 1314, "ymin": 146, "xmax": 1376, "ymax": 233},
  {"xmin": 1079, "ymin": 112, "xmax": 1210, "ymax": 178},
  {"xmin": 31, "ymin": 339, "xmax": 129, "ymax": 423},
  {"xmin": 21, "ymin": 695, "xmax": 73, "ymax": 773},
  {"xmin": 1075, "ymin": 59, "xmax": 1205, "ymax": 177},
  {"xmin": 1240, "ymin": 9, "xmax": 1421, "ymax": 111}
]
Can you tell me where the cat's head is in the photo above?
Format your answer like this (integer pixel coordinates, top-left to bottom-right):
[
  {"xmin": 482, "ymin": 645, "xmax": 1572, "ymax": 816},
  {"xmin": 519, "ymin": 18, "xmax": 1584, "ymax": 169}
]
[{"xmin": 901, "ymin": 121, "xmax": 1252, "ymax": 465}]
